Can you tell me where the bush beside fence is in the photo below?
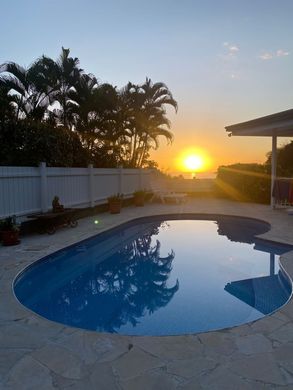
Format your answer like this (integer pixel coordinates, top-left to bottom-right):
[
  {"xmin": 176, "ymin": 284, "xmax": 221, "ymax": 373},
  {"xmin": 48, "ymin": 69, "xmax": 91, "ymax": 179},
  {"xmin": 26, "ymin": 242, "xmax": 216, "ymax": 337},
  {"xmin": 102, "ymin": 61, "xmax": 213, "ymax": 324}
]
[{"xmin": 216, "ymin": 164, "xmax": 271, "ymax": 204}]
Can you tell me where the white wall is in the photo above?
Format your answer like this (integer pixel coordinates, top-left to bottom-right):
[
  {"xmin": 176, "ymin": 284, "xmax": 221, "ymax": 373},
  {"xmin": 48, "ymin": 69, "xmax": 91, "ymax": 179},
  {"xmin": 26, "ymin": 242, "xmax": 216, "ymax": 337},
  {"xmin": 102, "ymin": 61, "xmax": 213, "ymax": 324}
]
[{"xmin": 0, "ymin": 164, "xmax": 153, "ymax": 218}]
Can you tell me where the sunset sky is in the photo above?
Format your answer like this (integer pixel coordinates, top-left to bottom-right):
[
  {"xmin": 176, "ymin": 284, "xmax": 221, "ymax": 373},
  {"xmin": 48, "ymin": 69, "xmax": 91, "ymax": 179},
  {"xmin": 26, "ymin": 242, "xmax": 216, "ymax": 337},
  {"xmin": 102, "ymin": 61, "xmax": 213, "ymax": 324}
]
[{"xmin": 1, "ymin": 0, "xmax": 293, "ymax": 175}]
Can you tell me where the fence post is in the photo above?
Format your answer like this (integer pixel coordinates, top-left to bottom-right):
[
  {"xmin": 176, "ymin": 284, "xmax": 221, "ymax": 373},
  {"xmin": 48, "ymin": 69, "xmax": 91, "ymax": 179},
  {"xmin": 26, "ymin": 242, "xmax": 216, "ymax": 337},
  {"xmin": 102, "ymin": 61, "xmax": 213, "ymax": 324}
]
[
  {"xmin": 88, "ymin": 164, "xmax": 94, "ymax": 207},
  {"xmin": 39, "ymin": 162, "xmax": 48, "ymax": 213},
  {"xmin": 118, "ymin": 166, "xmax": 123, "ymax": 194}
]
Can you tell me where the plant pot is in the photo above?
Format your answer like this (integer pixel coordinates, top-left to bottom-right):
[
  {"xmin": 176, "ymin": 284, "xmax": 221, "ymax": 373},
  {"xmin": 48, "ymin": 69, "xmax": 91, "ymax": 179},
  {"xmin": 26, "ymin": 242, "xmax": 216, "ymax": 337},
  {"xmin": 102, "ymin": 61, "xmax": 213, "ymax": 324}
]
[
  {"xmin": 108, "ymin": 201, "xmax": 122, "ymax": 214},
  {"xmin": 2, "ymin": 230, "xmax": 20, "ymax": 246},
  {"xmin": 134, "ymin": 196, "xmax": 145, "ymax": 207}
]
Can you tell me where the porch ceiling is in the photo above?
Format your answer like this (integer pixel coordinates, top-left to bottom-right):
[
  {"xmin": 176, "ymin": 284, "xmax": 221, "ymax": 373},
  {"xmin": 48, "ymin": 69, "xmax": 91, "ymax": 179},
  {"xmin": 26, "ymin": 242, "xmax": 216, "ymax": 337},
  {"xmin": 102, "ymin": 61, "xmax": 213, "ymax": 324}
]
[{"xmin": 225, "ymin": 108, "xmax": 293, "ymax": 137}]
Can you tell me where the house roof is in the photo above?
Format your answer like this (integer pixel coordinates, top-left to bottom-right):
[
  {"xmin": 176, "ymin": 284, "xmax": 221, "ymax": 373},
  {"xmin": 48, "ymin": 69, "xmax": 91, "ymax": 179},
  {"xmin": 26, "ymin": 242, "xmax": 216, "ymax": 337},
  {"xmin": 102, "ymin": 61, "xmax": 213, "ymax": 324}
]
[{"xmin": 225, "ymin": 108, "xmax": 293, "ymax": 137}]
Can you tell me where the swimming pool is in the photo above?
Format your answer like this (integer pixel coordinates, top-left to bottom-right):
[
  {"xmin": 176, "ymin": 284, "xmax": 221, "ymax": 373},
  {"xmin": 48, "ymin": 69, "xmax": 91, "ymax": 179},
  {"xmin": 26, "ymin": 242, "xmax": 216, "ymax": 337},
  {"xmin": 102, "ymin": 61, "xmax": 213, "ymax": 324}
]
[{"xmin": 14, "ymin": 215, "xmax": 292, "ymax": 336}]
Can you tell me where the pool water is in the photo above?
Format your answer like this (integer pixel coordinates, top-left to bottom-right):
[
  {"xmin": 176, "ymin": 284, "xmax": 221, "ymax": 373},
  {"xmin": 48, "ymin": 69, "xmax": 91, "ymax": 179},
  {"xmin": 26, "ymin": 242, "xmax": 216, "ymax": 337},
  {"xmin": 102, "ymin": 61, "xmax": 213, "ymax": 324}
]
[{"xmin": 14, "ymin": 216, "xmax": 292, "ymax": 336}]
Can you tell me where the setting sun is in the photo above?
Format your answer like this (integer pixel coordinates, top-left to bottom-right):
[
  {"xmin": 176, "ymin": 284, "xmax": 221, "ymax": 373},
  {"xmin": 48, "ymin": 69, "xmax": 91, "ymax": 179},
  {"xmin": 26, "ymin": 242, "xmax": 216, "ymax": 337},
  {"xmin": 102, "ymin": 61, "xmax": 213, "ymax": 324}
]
[
  {"xmin": 175, "ymin": 148, "xmax": 211, "ymax": 174},
  {"xmin": 183, "ymin": 155, "xmax": 204, "ymax": 171}
]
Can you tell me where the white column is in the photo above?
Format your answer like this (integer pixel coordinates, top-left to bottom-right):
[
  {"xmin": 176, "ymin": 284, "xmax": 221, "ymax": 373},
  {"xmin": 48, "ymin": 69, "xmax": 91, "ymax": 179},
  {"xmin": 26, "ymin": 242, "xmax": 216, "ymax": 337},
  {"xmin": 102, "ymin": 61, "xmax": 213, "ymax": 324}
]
[
  {"xmin": 39, "ymin": 162, "xmax": 48, "ymax": 213},
  {"xmin": 88, "ymin": 164, "xmax": 94, "ymax": 207},
  {"xmin": 271, "ymin": 134, "xmax": 277, "ymax": 208}
]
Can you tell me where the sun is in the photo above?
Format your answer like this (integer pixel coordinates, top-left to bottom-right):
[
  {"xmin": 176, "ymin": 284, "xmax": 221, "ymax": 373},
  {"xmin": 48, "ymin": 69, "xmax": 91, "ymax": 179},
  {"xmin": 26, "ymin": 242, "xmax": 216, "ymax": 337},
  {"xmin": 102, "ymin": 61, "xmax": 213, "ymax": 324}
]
[
  {"xmin": 183, "ymin": 155, "xmax": 204, "ymax": 171},
  {"xmin": 175, "ymin": 148, "xmax": 211, "ymax": 174}
]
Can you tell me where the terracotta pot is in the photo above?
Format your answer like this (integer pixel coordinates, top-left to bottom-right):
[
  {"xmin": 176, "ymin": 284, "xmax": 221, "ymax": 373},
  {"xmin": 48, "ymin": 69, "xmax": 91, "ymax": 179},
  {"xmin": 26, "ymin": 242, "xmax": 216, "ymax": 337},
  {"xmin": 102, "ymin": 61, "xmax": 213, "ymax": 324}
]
[
  {"xmin": 2, "ymin": 230, "xmax": 20, "ymax": 246},
  {"xmin": 108, "ymin": 201, "xmax": 122, "ymax": 214},
  {"xmin": 134, "ymin": 196, "xmax": 145, "ymax": 207}
]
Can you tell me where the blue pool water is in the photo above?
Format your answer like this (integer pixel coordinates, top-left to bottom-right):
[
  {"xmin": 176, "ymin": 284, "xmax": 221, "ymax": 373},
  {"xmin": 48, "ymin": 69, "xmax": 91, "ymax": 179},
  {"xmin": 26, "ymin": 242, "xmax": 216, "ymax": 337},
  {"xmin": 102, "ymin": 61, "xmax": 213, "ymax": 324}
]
[{"xmin": 14, "ymin": 215, "xmax": 292, "ymax": 336}]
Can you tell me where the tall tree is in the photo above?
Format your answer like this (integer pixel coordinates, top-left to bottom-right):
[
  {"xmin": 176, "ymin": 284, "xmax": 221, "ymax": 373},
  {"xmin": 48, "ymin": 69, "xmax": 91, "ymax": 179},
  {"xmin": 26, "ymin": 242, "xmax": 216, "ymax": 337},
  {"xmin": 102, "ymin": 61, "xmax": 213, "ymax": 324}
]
[
  {"xmin": 118, "ymin": 78, "xmax": 177, "ymax": 167},
  {"xmin": 0, "ymin": 60, "xmax": 53, "ymax": 120},
  {"xmin": 38, "ymin": 47, "xmax": 84, "ymax": 128}
]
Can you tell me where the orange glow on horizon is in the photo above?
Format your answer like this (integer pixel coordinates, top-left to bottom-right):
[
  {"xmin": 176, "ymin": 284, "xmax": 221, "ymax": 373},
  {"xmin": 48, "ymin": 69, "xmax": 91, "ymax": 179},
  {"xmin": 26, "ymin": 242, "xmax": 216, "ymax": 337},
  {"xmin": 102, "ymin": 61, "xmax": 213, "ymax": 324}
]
[{"xmin": 175, "ymin": 148, "xmax": 212, "ymax": 173}]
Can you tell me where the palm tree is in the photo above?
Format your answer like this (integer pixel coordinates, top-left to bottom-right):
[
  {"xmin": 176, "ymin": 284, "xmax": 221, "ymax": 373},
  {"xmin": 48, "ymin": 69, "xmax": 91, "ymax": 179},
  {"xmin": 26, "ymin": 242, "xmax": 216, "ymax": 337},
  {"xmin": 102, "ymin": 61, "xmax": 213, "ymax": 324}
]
[
  {"xmin": 0, "ymin": 84, "xmax": 15, "ymax": 123},
  {"xmin": 136, "ymin": 78, "xmax": 177, "ymax": 167},
  {"xmin": 0, "ymin": 60, "xmax": 53, "ymax": 120},
  {"xmin": 118, "ymin": 78, "xmax": 177, "ymax": 167},
  {"xmin": 42, "ymin": 47, "xmax": 83, "ymax": 128},
  {"xmin": 70, "ymin": 77, "xmax": 126, "ymax": 164}
]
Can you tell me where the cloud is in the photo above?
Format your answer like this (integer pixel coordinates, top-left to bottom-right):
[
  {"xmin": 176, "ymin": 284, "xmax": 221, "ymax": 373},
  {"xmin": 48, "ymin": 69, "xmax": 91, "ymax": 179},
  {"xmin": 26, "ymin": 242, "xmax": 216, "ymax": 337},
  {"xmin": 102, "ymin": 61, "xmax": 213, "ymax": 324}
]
[
  {"xmin": 259, "ymin": 52, "xmax": 273, "ymax": 60},
  {"xmin": 259, "ymin": 49, "xmax": 290, "ymax": 60},
  {"xmin": 276, "ymin": 49, "xmax": 290, "ymax": 57},
  {"xmin": 229, "ymin": 45, "xmax": 239, "ymax": 53},
  {"xmin": 222, "ymin": 42, "xmax": 240, "ymax": 57}
]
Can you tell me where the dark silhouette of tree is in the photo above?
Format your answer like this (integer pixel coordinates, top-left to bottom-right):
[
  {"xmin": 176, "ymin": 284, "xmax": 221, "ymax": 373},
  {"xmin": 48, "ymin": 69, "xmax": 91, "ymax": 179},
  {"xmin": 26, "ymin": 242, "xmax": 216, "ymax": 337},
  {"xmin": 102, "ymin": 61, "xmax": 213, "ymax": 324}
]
[
  {"xmin": 0, "ymin": 48, "xmax": 177, "ymax": 168},
  {"xmin": 0, "ymin": 85, "xmax": 15, "ymax": 123},
  {"xmin": 33, "ymin": 222, "xmax": 179, "ymax": 333},
  {"xmin": 0, "ymin": 60, "xmax": 54, "ymax": 120},
  {"xmin": 118, "ymin": 79, "xmax": 177, "ymax": 167},
  {"xmin": 0, "ymin": 120, "xmax": 89, "ymax": 167},
  {"xmin": 265, "ymin": 141, "xmax": 293, "ymax": 177}
]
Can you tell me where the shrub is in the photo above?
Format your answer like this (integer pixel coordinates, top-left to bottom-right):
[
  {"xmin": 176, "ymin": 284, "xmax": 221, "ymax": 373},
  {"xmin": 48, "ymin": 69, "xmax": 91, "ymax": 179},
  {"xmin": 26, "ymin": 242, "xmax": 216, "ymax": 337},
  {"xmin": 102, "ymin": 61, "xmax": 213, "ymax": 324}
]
[{"xmin": 216, "ymin": 163, "xmax": 271, "ymax": 204}]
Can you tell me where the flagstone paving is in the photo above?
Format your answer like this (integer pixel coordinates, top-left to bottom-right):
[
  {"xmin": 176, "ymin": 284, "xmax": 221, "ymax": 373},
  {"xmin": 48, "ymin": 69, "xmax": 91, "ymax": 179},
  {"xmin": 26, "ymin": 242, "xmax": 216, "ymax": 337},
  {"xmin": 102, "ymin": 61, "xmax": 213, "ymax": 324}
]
[{"xmin": 1, "ymin": 198, "xmax": 293, "ymax": 389}]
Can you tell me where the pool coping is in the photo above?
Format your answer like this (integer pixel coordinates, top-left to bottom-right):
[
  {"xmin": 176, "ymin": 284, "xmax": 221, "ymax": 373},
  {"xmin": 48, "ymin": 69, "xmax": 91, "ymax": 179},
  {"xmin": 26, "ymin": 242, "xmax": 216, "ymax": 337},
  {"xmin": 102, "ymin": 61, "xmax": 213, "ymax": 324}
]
[{"xmin": 1, "ymin": 199, "xmax": 293, "ymax": 388}]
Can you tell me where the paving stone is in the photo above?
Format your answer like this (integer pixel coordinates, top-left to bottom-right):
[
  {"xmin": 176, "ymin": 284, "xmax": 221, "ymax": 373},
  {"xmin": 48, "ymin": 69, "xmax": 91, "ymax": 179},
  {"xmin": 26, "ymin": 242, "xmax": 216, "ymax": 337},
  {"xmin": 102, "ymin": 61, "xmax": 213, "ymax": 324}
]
[
  {"xmin": 177, "ymin": 378, "xmax": 204, "ymax": 390},
  {"xmin": 250, "ymin": 316, "xmax": 285, "ymax": 334},
  {"xmin": 199, "ymin": 366, "xmax": 255, "ymax": 390},
  {"xmin": 133, "ymin": 335, "xmax": 203, "ymax": 360},
  {"xmin": 272, "ymin": 343, "xmax": 293, "ymax": 375},
  {"xmin": 111, "ymin": 346, "xmax": 164, "ymax": 380},
  {"xmin": 89, "ymin": 333, "xmax": 131, "ymax": 363},
  {"xmin": 228, "ymin": 324, "xmax": 253, "ymax": 336},
  {"xmin": 198, "ymin": 332, "xmax": 236, "ymax": 356},
  {"xmin": 32, "ymin": 344, "xmax": 86, "ymax": 379},
  {"xmin": 273, "ymin": 310, "xmax": 292, "ymax": 323},
  {"xmin": 269, "ymin": 323, "xmax": 293, "ymax": 344},
  {"xmin": 17, "ymin": 315, "xmax": 64, "ymax": 338},
  {"xmin": 166, "ymin": 357, "xmax": 217, "ymax": 378},
  {"xmin": 0, "ymin": 348, "xmax": 31, "ymax": 381},
  {"xmin": 228, "ymin": 354, "xmax": 288, "ymax": 385},
  {"xmin": 90, "ymin": 362, "xmax": 119, "ymax": 389},
  {"xmin": 53, "ymin": 331, "xmax": 103, "ymax": 365},
  {"xmin": 235, "ymin": 333, "xmax": 273, "ymax": 355},
  {"xmin": 0, "ymin": 323, "xmax": 47, "ymax": 349},
  {"xmin": 3, "ymin": 355, "xmax": 54, "ymax": 390},
  {"xmin": 0, "ymin": 297, "xmax": 29, "ymax": 321},
  {"xmin": 120, "ymin": 369, "xmax": 179, "ymax": 390}
]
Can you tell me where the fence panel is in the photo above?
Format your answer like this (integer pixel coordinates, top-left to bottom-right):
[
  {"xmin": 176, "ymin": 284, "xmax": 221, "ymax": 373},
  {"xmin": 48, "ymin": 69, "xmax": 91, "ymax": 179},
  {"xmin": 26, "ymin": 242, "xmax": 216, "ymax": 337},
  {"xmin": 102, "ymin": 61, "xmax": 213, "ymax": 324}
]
[
  {"xmin": 93, "ymin": 169, "xmax": 120, "ymax": 202},
  {"xmin": 0, "ymin": 164, "xmax": 153, "ymax": 218},
  {"xmin": 47, "ymin": 168, "xmax": 89, "ymax": 209},
  {"xmin": 0, "ymin": 166, "xmax": 41, "ymax": 217}
]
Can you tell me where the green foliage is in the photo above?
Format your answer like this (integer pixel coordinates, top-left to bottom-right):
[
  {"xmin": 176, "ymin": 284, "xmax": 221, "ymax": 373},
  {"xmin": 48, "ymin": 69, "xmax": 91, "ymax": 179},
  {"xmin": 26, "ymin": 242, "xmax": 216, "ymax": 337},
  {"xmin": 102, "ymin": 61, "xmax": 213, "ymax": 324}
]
[
  {"xmin": 265, "ymin": 141, "xmax": 293, "ymax": 177},
  {"xmin": 216, "ymin": 163, "xmax": 271, "ymax": 204},
  {"xmin": 0, "ymin": 216, "xmax": 19, "ymax": 232},
  {"xmin": 133, "ymin": 190, "xmax": 147, "ymax": 197},
  {"xmin": 0, "ymin": 120, "xmax": 89, "ymax": 167},
  {"xmin": 107, "ymin": 193, "xmax": 124, "ymax": 202},
  {"xmin": 0, "ymin": 48, "xmax": 177, "ymax": 168}
]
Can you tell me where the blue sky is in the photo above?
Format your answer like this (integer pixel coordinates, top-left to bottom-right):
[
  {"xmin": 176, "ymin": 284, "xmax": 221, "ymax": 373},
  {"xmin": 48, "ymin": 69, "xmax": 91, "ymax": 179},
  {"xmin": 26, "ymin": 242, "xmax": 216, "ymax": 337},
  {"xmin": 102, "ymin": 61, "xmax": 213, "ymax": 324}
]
[{"xmin": 1, "ymin": 0, "xmax": 293, "ymax": 172}]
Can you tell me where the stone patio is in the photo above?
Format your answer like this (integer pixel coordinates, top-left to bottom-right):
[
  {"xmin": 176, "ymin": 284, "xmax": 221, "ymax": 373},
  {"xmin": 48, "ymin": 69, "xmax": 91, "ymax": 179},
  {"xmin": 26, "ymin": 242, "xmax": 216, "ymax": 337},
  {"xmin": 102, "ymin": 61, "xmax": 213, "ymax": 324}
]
[{"xmin": 1, "ymin": 198, "xmax": 293, "ymax": 389}]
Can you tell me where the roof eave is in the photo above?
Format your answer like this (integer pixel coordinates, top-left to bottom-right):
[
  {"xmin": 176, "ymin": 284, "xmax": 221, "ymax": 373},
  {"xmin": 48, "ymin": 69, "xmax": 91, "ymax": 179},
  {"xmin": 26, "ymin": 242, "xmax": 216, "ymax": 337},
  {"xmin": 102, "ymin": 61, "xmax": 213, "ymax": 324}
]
[{"xmin": 226, "ymin": 108, "xmax": 293, "ymax": 137}]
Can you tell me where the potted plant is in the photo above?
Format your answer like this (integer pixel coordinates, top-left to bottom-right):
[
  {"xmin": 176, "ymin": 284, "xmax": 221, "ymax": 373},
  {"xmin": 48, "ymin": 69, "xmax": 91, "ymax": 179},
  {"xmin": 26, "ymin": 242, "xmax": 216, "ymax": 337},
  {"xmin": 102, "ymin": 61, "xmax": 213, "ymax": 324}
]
[
  {"xmin": 133, "ymin": 190, "xmax": 147, "ymax": 207},
  {"xmin": 52, "ymin": 196, "xmax": 64, "ymax": 213},
  {"xmin": 107, "ymin": 193, "xmax": 124, "ymax": 214},
  {"xmin": 0, "ymin": 216, "xmax": 20, "ymax": 246}
]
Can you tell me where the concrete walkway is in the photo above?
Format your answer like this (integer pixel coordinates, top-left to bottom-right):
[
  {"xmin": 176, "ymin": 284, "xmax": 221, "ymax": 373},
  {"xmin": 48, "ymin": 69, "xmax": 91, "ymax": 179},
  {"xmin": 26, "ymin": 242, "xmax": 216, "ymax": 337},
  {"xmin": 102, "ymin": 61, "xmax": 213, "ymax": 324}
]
[{"xmin": 1, "ymin": 199, "xmax": 293, "ymax": 389}]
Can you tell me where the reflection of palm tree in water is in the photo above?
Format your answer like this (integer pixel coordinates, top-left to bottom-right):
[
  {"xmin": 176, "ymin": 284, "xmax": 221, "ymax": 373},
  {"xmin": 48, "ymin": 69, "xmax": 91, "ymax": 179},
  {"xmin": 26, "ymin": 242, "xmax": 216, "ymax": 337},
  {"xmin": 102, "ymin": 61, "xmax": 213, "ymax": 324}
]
[{"xmin": 55, "ymin": 222, "xmax": 179, "ymax": 332}]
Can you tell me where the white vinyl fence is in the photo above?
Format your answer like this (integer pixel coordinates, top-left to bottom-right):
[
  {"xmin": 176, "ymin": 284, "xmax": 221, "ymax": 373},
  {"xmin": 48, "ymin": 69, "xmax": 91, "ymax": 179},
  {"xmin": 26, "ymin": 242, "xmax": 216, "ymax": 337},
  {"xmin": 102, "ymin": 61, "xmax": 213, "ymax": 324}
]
[{"xmin": 0, "ymin": 163, "xmax": 153, "ymax": 218}]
